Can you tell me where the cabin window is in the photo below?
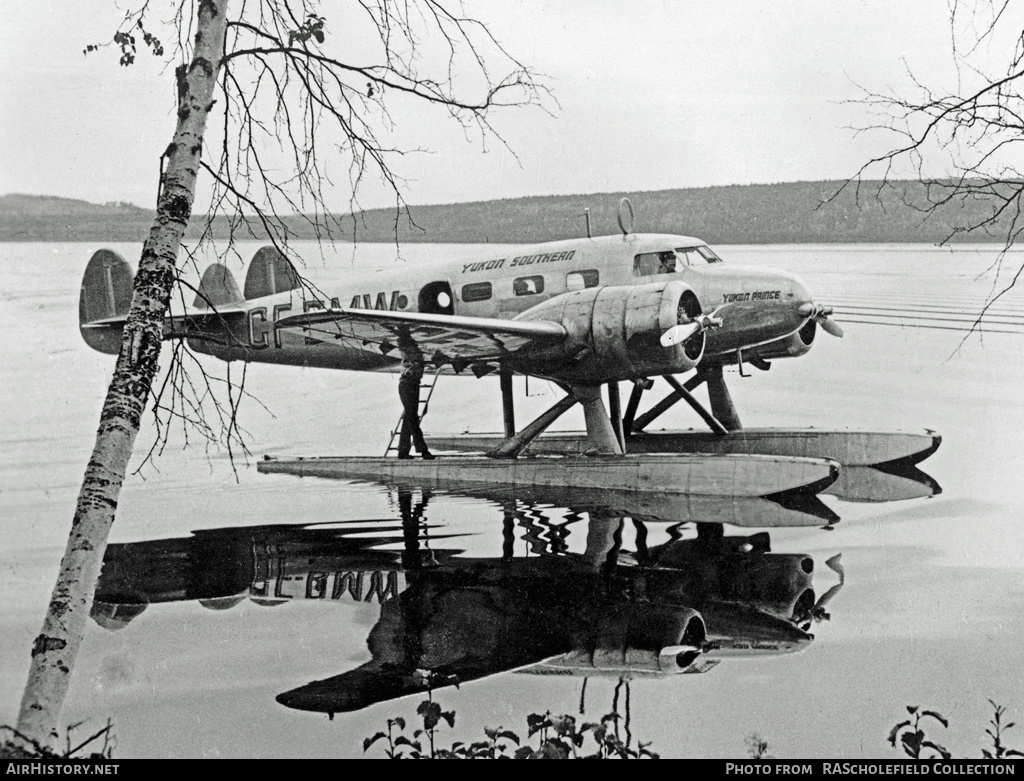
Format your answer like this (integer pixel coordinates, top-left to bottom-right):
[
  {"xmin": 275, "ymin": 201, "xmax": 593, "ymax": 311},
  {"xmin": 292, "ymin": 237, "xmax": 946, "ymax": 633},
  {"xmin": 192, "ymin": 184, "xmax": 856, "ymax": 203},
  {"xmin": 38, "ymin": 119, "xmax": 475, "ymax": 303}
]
[
  {"xmin": 633, "ymin": 251, "xmax": 680, "ymax": 276},
  {"xmin": 513, "ymin": 276, "xmax": 545, "ymax": 296},
  {"xmin": 566, "ymin": 270, "xmax": 599, "ymax": 290},
  {"xmin": 461, "ymin": 282, "xmax": 492, "ymax": 302}
]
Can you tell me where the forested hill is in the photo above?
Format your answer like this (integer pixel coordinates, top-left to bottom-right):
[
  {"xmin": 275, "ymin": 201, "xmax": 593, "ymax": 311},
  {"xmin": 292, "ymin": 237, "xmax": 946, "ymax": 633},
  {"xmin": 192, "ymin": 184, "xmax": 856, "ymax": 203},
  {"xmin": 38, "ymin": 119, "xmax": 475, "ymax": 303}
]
[
  {"xmin": 0, "ymin": 194, "xmax": 154, "ymax": 242},
  {"xmin": 0, "ymin": 181, "xmax": 1010, "ymax": 244}
]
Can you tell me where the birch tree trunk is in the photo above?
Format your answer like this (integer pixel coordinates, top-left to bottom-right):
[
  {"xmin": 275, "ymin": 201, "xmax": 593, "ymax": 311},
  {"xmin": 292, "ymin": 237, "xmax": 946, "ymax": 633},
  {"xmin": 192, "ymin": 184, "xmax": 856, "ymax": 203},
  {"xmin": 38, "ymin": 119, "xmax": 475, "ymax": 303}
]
[{"xmin": 15, "ymin": 0, "xmax": 229, "ymax": 749}]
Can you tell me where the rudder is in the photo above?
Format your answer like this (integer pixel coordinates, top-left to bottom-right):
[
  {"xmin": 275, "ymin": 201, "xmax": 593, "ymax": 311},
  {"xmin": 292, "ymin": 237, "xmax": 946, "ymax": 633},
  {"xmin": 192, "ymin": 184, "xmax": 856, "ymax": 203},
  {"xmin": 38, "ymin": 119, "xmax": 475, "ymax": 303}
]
[{"xmin": 79, "ymin": 249, "xmax": 133, "ymax": 355}]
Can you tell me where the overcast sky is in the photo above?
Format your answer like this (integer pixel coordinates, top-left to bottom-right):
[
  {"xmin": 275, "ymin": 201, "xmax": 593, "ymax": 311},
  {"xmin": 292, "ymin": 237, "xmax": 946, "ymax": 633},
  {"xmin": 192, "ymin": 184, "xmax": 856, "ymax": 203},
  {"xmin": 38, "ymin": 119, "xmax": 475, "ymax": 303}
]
[{"xmin": 0, "ymin": 1, "xmax": 990, "ymax": 210}]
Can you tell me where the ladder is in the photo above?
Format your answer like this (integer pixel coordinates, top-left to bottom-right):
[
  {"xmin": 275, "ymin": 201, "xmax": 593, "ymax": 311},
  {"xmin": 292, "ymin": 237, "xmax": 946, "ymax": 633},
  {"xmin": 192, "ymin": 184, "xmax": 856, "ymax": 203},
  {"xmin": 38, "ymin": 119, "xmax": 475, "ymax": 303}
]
[{"xmin": 384, "ymin": 371, "xmax": 440, "ymax": 456}]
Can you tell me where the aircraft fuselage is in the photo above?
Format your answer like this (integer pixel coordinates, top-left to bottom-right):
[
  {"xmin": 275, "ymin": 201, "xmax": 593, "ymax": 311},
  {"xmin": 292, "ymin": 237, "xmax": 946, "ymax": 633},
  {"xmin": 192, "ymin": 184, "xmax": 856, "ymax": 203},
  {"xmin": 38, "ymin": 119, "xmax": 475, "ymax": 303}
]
[{"xmin": 185, "ymin": 233, "xmax": 816, "ymax": 375}]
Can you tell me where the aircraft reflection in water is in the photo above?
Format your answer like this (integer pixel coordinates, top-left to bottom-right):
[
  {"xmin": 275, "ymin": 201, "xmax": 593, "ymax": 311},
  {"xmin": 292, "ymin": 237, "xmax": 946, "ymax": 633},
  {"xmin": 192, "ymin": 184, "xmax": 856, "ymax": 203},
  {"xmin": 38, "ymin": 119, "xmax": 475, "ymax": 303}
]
[{"xmin": 90, "ymin": 492, "xmax": 845, "ymax": 718}]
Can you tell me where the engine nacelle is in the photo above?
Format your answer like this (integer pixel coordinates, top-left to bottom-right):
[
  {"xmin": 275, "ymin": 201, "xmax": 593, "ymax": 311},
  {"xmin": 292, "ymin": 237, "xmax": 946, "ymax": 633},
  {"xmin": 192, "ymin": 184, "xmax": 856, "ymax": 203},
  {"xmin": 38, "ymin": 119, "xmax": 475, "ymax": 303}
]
[
  {"xmin": 535, "ymin": 605, "xmax": 707, "ymax": 676},
  {"xmin": 511, "ymin": 281, "xmax": 705, "ymax": 383},
  {"xmin": 729, "ymin": 318, "xmax": 816, "ymax": 365},
  {"xmin": 646, "ymin": 541, "xmax": 817, "ymax": 622}
]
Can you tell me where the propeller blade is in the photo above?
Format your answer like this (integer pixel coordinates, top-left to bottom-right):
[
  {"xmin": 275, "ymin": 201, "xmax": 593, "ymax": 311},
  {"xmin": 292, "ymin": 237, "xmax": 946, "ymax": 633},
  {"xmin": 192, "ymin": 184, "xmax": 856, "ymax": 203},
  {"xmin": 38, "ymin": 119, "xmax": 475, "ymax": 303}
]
[
  {"xmin": 798, "ymin": 302, "xmax": 843, "ymax": 338},
  {"xmin": 660, "ymin": 322, "xmax": 700, "ymax": 347},
  {"xmin": 820, "ymin": 316, "xmax": 844, "ymax": 338}
]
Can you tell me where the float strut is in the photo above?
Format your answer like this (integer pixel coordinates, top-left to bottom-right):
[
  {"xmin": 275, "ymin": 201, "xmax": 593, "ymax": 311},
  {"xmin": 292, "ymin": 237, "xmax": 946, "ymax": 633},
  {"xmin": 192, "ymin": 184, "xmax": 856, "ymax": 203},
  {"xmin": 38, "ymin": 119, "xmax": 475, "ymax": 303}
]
[
  {"xmin": 663, "ymin": 375, "xmax": 729, "ymax": 435},
  {"xmin": 501, "ymin": 500, "xmax": 516, "ymax": 560},
  {"xmin": 488, "ymin": 392, "xmax": 578, "ymax": 459},
  {"xmin": 622, "ymin": 382, "xmax": 645, "ymax": 436},
  {"xmin": 576, "ymin": 385, "xmax": 624, "ymax": 456},
  {"xmin": 582, "ymin": 512, "xmax": 624, "ymax": 572},
  {"xmin": 607, "ymin": 382, "xmax": 626, "ymax": 453},
  {"xmin": 631, "ymin": 373, "xmax": 706, "ymax": 432},
  {"xmin": 500, "ymin": 365, "xmax": 516, "ymax": 438},
  {"xmin": 703, "ymin": 363, "xmax": 742, "ymax": 431}
]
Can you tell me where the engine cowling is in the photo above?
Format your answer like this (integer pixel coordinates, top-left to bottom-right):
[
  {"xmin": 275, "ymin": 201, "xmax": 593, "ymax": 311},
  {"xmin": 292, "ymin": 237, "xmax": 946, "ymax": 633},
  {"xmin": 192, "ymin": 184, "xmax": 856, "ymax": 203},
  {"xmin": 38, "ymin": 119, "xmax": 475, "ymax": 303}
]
[
  {"xmin": 535, "ymin": 605, "xmax": 707, "ymax": 676},
  {"xmin": 511, "ymin": 281, "xmax": 705, "ymax": 383},
  {"xmin": 729, "ymin": 318, "xmax": 816, "ymax": 365},
  {"xmin": 646, "ymin": 543, "xmax": 817, "ymax": 622}
]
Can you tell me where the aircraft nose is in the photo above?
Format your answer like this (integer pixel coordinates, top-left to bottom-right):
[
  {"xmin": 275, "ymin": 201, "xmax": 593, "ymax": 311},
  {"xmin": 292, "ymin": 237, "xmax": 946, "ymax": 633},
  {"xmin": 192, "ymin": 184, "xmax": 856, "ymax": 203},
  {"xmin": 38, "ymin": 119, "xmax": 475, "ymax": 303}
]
[
  {"xmin": 789, "ymin": 272, "xmax": 844, "ymax": 338},
  {"xmin": 788, "ymin": 272, "xmax": 813, "ymax": 305}
]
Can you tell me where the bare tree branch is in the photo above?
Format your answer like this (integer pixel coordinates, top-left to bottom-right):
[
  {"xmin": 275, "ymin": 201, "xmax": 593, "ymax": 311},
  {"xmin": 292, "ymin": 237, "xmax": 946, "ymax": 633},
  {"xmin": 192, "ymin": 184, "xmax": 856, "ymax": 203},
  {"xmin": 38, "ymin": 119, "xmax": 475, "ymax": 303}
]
[
  {"xmin": 14, "ymin": 0, "xmax": 549, "ymax": 750},
  {"xmin": 835, "ymin": 1, "xmax": 1024, "ymax": 338}
]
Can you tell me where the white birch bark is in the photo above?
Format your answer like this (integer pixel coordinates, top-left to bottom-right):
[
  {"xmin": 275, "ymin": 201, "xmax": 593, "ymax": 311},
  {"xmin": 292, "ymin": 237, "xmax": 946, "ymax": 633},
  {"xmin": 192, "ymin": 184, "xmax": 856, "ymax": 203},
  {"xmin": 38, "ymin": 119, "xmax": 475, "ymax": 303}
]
[{"xmin": 15, "ymin": 0, "xmax": 229, "ymax": 749}]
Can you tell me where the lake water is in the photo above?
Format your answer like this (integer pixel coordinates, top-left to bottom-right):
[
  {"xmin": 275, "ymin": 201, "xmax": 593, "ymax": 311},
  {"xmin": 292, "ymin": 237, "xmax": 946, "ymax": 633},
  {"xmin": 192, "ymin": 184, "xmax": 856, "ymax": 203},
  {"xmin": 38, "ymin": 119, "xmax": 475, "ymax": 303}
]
[{"xmin": 1, "ymin": 241, "xmax": 1023, "ymax": 759}]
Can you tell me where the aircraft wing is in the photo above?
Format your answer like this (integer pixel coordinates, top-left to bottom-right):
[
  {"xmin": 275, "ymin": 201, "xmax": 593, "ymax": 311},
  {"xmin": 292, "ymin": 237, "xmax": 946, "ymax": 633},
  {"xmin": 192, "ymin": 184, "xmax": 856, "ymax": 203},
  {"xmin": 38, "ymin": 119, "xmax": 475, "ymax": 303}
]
[{"xmin": 274, "ymin": 308, "xmax": 567, "ymax": 365}]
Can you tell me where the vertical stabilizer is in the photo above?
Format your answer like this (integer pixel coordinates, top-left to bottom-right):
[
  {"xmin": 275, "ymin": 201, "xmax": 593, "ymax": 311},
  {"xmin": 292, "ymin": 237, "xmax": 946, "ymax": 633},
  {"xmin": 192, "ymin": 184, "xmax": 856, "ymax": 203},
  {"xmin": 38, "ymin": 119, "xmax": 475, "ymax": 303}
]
[
  {"xmin": 243, "ymin": 246, "xmax": 301, "ymax": 299},
  {"xmin": 194, "ymin": 263, "xmax": 244, "ymax": 309},
  {"xmin": 79, "ymin": 249, "xmax": 133, "ymax": 355}
]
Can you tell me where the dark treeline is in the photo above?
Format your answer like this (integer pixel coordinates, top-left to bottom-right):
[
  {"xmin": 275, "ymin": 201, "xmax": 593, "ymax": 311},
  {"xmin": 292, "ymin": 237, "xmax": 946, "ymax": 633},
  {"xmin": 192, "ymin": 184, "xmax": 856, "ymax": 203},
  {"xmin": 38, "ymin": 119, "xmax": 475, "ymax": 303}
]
[{"xmin": 0, "ymin": 181, "xmax": 1012, "ymax": 244}]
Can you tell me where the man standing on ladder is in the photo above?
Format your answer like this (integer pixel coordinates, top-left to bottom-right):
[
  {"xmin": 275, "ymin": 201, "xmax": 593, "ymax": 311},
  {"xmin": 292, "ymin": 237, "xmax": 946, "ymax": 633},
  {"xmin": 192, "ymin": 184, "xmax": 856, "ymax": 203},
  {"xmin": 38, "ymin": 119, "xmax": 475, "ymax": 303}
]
[{"xmin": 397, "ymin": 356, "xmax": 435, "ymax": 460}]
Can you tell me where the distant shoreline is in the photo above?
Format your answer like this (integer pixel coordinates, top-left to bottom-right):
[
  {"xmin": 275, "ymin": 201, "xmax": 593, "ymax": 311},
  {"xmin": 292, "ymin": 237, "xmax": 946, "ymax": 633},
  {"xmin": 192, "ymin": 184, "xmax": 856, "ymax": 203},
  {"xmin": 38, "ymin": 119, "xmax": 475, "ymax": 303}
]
[{"xmin": 0, "ymin": 181, "xmax": 1011, "ymax": 245}]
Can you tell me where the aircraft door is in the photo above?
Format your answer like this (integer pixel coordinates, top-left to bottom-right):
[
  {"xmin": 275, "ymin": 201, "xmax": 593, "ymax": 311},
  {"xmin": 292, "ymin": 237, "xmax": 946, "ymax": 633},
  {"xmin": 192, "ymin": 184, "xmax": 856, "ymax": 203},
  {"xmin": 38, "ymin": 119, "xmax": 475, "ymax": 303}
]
[{"xmin": 418, "ymin": 281, "xmax": 455, "ymax": 315}]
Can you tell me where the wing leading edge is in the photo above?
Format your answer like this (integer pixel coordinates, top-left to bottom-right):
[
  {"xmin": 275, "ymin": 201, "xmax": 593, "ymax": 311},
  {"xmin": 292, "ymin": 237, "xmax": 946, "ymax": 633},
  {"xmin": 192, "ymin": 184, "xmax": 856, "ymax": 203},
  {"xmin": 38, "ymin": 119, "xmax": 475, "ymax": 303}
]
[{"xmin": 275, "ymin": 308, "xmax": 567, "ymax": 367}]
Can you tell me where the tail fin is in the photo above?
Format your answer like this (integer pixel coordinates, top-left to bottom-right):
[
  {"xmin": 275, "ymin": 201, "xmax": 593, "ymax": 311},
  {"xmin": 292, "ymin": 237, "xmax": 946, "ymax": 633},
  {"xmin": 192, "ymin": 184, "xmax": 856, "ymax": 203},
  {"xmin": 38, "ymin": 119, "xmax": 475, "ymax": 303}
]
[
  {"xmin": 243, "ymin": 246, "xmax": 301, "ymax": 299},
  {"xmin": 79, "ymin": 249, "xmax": 133, "ymax": 355},
  {"xmin": 193, "ymin": 263, "xmax": 244, "ymax": 309}
]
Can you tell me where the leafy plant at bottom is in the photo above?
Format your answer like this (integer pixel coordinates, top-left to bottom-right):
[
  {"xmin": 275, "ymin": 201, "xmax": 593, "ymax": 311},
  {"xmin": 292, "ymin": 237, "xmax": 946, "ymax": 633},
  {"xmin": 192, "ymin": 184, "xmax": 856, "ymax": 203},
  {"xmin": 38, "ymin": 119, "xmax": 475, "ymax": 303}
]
[
  {"xmin": 365, "ymin": 704, "xmax": 658, "ymax": 759},
  {"xmin": 888, "ymin": 706, "xmax": 951, "ymax": 759},
  {"xmin": 745, "ymin": 732, "xmax": 772, "ymax": 759},
  {"xmin": 982, "ymin": 700, "xmax": 1024, "ymax": 760}
]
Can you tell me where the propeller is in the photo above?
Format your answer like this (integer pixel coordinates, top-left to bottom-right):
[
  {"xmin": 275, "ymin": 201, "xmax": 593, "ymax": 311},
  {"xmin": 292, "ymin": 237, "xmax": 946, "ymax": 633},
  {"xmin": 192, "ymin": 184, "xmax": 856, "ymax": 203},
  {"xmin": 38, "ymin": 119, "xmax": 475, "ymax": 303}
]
[
  {"xmin": 798, "ymin": 302, "xmax": 844, "ymax": 338},
  {"xmin": 660, "ymin": 311, "xmax": 724, "ymax": 347},
  {"xmin": 810, "ymin": 554, "xmax": 844, "ymax": 623}
]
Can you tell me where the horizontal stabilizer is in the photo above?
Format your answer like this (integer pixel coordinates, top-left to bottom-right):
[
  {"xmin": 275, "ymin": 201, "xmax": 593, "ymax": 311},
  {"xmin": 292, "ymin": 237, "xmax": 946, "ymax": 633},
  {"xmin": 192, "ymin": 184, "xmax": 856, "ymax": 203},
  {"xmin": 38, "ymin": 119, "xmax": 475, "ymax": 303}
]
[
  {"xmin": 80, "ymin": 249, "xmax": 133, "ymax": 355},
  {"xmin": 244, "ymin": 246, "xmax": 301, "ymax": 299},
  {"xmin": 194, "ymin": 263, "xmax": 244, "ymax": 309},
  {"xmin": 79, "ymin": 252, "xmax": 248, "ymax": 354}
]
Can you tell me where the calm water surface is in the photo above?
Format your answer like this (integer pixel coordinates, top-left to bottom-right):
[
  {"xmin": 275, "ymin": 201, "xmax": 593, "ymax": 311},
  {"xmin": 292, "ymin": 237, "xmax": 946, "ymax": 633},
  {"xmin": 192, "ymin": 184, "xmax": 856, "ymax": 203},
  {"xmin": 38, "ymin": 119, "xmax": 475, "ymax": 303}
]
[{"xmin": 1, "ymin": 241, "xmax": 1023, "ymax": 758}]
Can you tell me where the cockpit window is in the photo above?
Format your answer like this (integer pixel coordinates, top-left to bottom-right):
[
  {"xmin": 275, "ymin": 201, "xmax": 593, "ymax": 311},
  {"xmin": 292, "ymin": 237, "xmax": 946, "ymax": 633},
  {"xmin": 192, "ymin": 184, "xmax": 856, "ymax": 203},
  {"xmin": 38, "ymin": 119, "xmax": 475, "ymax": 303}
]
[
  {"xmin": 684, "ymin": 245, "xmax": 724, "ymax": 264},
  {"xmin": 634, "ymin": 246, "xmax": 723, "ymax": 276},
  {"xmin": 633, "ymin": 251, "xmax": 679, "ymax": 276},
  {"xmin": 676, "ymin": 246, "xmax": 723, "ymax": 265}
]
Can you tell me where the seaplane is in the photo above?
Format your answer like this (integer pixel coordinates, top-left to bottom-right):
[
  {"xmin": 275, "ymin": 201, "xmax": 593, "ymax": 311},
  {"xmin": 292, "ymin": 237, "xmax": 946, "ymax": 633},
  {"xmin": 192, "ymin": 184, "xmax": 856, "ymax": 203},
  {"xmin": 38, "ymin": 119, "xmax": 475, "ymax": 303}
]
[
  {"xmin": 79, "ymin": 200, "xmax": 940, "ymax": 501},
  {"xmin": 87, "ymin": 508, "xmax": 843, "ymax": 715}
]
